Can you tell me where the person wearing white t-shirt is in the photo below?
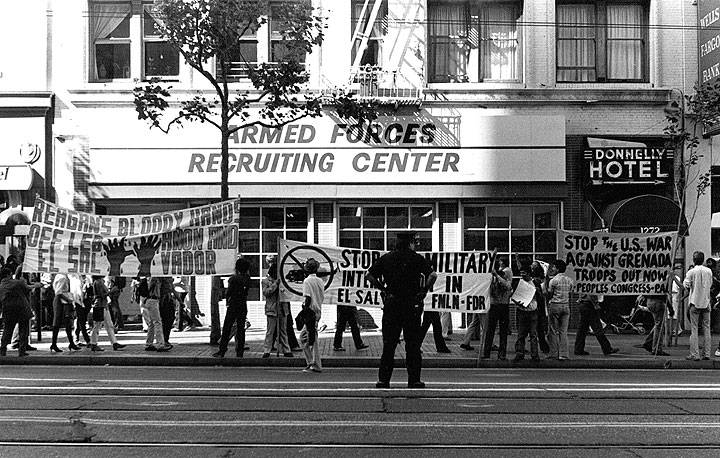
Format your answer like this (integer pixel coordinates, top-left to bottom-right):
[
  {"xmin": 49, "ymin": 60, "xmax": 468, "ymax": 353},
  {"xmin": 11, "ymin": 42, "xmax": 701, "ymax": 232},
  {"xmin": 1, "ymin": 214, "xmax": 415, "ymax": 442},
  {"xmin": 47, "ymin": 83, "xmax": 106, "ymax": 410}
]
[
  {"xmin": 683, "ymin": 251, "xmax": 714, "ymax": 360},
  {"xmin": 301, "ymin": 258, "xmax": 325, "ymax": 372}
]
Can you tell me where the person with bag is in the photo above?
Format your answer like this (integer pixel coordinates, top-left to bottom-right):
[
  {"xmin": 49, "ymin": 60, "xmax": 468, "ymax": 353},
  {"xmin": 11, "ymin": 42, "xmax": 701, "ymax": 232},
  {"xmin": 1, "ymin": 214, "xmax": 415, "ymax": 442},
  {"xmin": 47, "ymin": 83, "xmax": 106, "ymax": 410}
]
[
  {"xmin": 512, "ymin": 265, "xmax": 542, "ymax": 362},
  {"xmin": 50, "ymin": 273, "xmax": 79, "ymax": 352},
  {"xmin": 213, "ymin": 258, "xmax": 251, "ymax": 358},
  {"xmin": 88, "ymin": 275, "xmax": 125, "ymax": 352},
  {"xmin": 684, "ymin": 251, "xmax": 713, "ymax": 361}
]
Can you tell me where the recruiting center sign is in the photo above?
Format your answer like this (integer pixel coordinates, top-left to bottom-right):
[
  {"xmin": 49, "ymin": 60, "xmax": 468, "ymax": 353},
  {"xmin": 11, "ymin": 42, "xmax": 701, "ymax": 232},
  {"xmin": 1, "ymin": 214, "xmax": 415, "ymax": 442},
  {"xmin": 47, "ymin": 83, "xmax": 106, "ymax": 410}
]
[
  {"xmin": 24, "ymin": 198, "xmax": 242, "ymax": 276},
  {"xmin": 560, "ymin": 230, "xmax": 676, "ymax": 295},
  {"xmin": 278, "ymin": 239, "xmax": 495, "ymax": 313}
]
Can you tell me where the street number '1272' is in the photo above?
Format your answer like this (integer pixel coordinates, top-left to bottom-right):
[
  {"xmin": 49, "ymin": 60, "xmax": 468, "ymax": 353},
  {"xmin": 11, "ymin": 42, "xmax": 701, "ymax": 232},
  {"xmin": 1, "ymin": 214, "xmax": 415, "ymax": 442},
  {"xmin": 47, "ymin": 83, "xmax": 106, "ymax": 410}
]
[{"xmin": 640, "ymin": 227, "xmax": 660, "ymax": 233}]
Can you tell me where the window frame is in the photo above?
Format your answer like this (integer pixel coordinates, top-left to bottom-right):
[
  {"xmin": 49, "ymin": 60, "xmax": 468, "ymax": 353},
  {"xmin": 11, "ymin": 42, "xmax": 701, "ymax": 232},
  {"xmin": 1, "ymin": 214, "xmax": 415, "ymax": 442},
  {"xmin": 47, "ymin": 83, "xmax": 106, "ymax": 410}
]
[
  {"xmin": 338, "ymin": 204, "xmax": 435, "ymax": 251},
  {"xmin": 350, "ymin": 0, "xmax": 388, "ymax": 67},
  {"xmin": 142, "ymin": 4, "xmax": 181, "ymax": 80},
  {"xmin": 556, "ymin": 0, "xmax": 649, "ymax": 83},
  {"xmin": 427, "ymin": 0, "xmax": 523, "ymax": 84}
]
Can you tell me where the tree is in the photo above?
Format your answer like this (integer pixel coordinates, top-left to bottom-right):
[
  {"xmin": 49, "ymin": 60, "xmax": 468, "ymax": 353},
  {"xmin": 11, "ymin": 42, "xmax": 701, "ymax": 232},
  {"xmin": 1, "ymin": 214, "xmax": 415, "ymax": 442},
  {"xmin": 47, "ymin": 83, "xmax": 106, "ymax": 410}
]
[
  {"xmin": 133, "ymin": 0, "xmax": 378, "ymax": 341},
  {"xmin": 133, "ymin": 0, "xmax": 376, "ymax": 200}
]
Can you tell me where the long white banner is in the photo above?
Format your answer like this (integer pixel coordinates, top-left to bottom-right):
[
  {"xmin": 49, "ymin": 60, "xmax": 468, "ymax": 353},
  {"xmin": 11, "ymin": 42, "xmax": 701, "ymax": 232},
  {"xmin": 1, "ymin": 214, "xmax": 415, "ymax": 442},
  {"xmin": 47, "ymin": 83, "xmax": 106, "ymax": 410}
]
[
  {"xmin": 278, "ymin": 239, "xmax": 495, "ymax": 313},
  {"xmin": 23, "ymin": 198, "xmax": 242, "ymax": 277},
  {"xmin": 559, "ymin": 230, "xmax": 677, "ymax": 295}
]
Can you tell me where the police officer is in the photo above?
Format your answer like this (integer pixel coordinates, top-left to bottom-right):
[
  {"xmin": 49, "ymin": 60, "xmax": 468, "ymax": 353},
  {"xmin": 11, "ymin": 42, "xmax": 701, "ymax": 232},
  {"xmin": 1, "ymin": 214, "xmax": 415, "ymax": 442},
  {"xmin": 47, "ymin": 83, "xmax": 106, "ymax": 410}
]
[{"xmin": 366, "ymin": 231, "xmax": 437, "ymax": 389}]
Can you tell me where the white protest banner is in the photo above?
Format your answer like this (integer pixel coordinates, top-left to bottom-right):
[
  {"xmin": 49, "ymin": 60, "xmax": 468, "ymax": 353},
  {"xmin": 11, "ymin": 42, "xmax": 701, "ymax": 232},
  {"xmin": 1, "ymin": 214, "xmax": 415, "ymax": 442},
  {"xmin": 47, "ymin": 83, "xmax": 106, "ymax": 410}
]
[
  {"xmin": 277, "ymin": 239, "xmax": 495, "ymax": 313},
  {"xmin": 510, "ymin": 279, "xmax": 537, "ymax": 308},
  {"xmin": 23, "ymin": 198, "xmax": 242, "ymax": 277},
  {"xmin": 559, "ymin": 230, "xmax": 677, "ymax": 296}
]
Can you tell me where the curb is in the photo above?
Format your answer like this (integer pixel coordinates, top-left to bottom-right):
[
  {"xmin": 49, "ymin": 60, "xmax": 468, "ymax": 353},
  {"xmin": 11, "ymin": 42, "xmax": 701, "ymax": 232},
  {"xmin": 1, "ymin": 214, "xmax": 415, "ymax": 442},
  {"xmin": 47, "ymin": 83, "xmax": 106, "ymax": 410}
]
[{"xmin": 0, "ymin": 356, "xmax": 719, "ymax": 369}]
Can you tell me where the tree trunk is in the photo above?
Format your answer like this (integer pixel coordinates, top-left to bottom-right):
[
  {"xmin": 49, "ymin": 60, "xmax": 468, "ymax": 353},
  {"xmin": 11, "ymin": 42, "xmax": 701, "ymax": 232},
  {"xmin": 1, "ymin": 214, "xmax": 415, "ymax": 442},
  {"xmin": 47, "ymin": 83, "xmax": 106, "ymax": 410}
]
[{"xmin": 220, "ymin": 128, "xmax": 230, "ymax": 201}]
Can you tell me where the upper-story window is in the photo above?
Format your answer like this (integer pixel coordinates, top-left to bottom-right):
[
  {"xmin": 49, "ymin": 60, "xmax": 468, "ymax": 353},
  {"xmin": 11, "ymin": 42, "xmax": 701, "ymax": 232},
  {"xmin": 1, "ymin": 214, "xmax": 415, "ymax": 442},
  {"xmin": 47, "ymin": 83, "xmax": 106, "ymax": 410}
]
[
  {"xmin": 351, "ymin": 0, "xmax": 388, "ymax": 67},
  {"xmin": 428, "ymin": 1, "xmax": 522, "ymax": 83},
  {"xmin": 557, "ymin": 1, "xmax": 648, "ymax": 82},
  {"xmin": 89, "ymin": 1, "xmax": 179, "ymax": 82},
  {"xmin": 219, "ymin": 1, "xmax": 307, "ymax": 82}
]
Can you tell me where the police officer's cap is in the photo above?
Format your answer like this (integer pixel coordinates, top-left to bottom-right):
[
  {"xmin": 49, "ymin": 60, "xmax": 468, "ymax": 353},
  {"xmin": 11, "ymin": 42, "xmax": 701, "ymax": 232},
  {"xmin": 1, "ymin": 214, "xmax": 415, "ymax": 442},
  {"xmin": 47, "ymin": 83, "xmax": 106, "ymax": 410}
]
[{"xmin": 396, "ymin": 231, "xmax": 418, "ymax": 242}]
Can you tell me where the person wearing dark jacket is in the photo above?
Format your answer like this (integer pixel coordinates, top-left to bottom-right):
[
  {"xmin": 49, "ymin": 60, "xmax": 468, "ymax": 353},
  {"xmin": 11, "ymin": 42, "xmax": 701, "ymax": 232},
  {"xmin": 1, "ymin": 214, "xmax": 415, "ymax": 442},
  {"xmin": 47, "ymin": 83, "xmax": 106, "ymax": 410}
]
[
  {"xmin": 573, "ymin": 294, "xmax": 619, "ymax": 356},
  {"xmin": 367, "ymin": 231, "xmax": 437, "ymax": 389},
  {"xmin": 213, "ymin": 258, "xmax": 251, "ymax": 358},
  {"xmin": 0, "ymin": 267, "xmax": 41, "ymax": 357}
]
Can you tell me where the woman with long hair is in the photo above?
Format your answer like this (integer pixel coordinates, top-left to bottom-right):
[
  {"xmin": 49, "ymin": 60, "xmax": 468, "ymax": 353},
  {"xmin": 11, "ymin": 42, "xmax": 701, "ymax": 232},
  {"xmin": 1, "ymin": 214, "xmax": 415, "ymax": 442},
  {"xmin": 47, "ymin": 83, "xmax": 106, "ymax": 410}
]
[{"xmin": 88, "ymin": 275, "xmax": 125, "ymax": 352}]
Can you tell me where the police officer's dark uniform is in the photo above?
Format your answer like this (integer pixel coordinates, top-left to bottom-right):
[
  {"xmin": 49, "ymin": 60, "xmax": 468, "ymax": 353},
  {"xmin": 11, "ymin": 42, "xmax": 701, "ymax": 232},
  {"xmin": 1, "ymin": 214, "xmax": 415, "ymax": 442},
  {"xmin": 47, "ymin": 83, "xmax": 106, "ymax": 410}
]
[{"xmin": 367, "ymin": 231, "xmax": 435, "ymax": 388}]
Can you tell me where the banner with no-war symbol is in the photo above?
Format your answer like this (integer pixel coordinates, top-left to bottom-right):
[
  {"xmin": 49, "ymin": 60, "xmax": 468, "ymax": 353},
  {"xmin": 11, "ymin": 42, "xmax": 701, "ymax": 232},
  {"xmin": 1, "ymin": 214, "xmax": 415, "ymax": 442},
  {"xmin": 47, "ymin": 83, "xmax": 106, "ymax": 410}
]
[
  {"xmin": 278, "ymin": 239, "xmax": 495, "ymax": 313},
  {"xmin": 559, "ymin": 230, "xmax": 677, "ymax": 296},
  {"xmin": 23, "ymin": 198, "xmax": 242, "ymax": 277}
]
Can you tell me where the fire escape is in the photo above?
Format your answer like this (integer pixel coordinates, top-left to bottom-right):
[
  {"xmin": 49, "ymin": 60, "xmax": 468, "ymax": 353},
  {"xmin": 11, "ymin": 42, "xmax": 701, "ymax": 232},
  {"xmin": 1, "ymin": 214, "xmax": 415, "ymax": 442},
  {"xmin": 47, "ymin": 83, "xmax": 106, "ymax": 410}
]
[{"xmin": 344, "ymin": 0, "xmax": 423, "ymax": 106}]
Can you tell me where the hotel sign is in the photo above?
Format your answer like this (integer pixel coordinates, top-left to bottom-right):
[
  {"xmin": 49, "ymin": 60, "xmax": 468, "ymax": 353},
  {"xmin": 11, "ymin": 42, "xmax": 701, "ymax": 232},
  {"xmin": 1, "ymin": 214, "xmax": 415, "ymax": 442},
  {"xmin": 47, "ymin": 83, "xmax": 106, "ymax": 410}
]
[{"xmin": 584, "ymin": 138, "xmax": 673, "ymax": 185}]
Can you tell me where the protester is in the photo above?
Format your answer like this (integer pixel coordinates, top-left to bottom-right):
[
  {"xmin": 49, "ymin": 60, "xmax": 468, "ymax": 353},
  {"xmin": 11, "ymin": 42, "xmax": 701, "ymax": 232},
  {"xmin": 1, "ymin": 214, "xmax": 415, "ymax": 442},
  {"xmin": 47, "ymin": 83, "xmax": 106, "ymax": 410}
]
[
  {"xmin": 158, "ymin": 277, "xmax": 176, "ymax": 347},
  {"xmin": 209, "ymin": 275, "xmax": 224, "ymax": 346},
  {"xmin": 135, "ymin": 276, "xmax": 150, "ymax": 332},
  {"xmin": 638, "ymin": 292, "xmax": 672, "ymax": 356},
  {"xmin": 213, "ymin": 258, "xmax": 251, "ymax": 358},
  {"xmin": 511, "ymin": 266, "xmax": 541, "ymax": 362},
  {"xmin": 333, "ymin": 304, "xmax": 369, "ymax": 352},
  {"xmin": 69, "ymin": 273, "xmax": 89, "ymax": 347},
  {"xmin": 50, "ymin": 273, "xmax": 79, "ymax": 352},
  {"xmin": 573, "ymin": 294, "xmax": 618, "ymax": 356},
  {"xmin": 262, "ymin": 263, "xmax": 293, "ymax": 358},
  {"xmin": 684, "ymin": 251, "xmax": 713, "ymax": 361},
  {"xmin": 140, "ymin": 277, "xmax": 170, "ymax": 352},
  {"xmin": 0, "ymin": 266, "xmax": 40, "ymax": 357},
  {"xmin": 299, "ymin": 258, "xmax": 324, "ymax": 372},
  {"xmin": 89, "ymin": 275, "xmax": 125, "ymax": 352},
  {"xmin": 367, "ymin": 231, "xmax": 436, "ymax": 388},
  {"xmin": 39, "ymin": 273, "xmax": 54, "ymax": 330},
  {"xmin": 476, "ymin": 259, "xmax": 512, "ymax": 359},
  {"xmin": 420, "ymin": 310, "xmax": 452, "ymax": 353},
  {"xmin": 531, "ymin": 261, "xmax": 550, "ymax": 355},
  {"xmin": 77, "ymin": 276, "xmax": 94, "ymax": 346},
  {"xmin": 107, "ymin": 276, "xmax": 124, "ymax": 331},
  {"xmin": 545, "ymin": 259, "xmax": 573, "ymax": 360}
]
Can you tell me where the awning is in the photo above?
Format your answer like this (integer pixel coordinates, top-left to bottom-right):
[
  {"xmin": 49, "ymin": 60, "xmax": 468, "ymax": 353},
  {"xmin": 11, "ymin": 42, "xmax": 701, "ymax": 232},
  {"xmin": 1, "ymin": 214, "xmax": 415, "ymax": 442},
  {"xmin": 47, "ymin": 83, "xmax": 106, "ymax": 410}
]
[{"xmin": 601, "ymin": 194, "xmax": 687, "ymax": 234}]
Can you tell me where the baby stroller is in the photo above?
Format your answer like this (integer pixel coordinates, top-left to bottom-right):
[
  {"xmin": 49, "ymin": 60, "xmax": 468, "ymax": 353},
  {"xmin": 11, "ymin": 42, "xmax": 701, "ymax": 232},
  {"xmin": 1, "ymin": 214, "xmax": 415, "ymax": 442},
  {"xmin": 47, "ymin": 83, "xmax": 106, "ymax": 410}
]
[{"xmin": 601, "ymin": 297, "xmax": 653, "ymax": 335}]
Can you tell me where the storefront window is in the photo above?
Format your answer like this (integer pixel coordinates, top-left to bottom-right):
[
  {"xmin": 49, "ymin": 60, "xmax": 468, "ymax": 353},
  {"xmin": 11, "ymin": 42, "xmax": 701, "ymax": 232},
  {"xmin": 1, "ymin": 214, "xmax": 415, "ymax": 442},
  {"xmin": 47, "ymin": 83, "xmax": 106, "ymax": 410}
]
[
  {"xmin": 143, "ymin": 5, "xmax": 180, "ymax": 77},
  {"xmin": 463, "ymin": 204, "xmax": 559, "ymax": 275},
  {"xmin": 339, "ymin": 205, "xmax": 434, "ymax": 251},
  {"xmin": 238, "ymin": 205, "xmax": 309, "ymax": 301}
]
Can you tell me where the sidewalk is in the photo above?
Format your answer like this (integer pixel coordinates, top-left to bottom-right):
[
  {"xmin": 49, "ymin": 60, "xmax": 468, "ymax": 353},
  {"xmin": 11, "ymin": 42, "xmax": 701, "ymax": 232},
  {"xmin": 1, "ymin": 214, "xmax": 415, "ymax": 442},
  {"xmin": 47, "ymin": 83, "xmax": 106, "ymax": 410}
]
[{"xmin": 1, "ymin": 325, "xmax": 719, "ymax": 369}]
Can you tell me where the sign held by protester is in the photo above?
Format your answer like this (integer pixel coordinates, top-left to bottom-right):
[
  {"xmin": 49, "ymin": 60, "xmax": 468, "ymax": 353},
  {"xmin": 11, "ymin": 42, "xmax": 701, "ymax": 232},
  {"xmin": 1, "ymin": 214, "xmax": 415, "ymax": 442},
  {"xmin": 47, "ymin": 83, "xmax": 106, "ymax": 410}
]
[
  {"xmin": 560, "ymin": 230, "xmax": 676, "ymax": 295},
  {"xmin": 277, "ymin": 239, "xmax": 494, "ymax": 313},
  {"xmin": 23, "ymin": 198, "xmax": 242, "ymax": 276}
]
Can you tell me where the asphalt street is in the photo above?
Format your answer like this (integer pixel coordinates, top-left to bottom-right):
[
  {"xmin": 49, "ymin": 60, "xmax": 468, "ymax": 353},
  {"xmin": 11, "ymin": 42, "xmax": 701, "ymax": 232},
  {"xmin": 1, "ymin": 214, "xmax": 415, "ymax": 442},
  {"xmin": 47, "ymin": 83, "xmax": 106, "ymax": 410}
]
[{"xmin": 0, "ymin": 366, "xmax": 719, "ymax": 457}]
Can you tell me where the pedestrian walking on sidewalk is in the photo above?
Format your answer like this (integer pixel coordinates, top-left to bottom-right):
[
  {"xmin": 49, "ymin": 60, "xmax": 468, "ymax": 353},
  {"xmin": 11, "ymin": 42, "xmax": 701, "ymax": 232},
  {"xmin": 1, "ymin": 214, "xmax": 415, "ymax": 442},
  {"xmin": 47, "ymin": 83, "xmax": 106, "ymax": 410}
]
[
  {"xmin": 262, "ymin": 263, "xmax": 292, "ymax": 358},
  {"xmin": 158, "ymin": 277, "xmax": 176, "ymax": 346},
  {"xmin": 300, "ymin": 259, "xmax": 324, "ymax": 372},
  {"xmin": 333, "ymin": 305, "xmax": 369, "ymax": 352},
  {"xmin": 512, "ymin": 266, "xmax": 541, "ymax": 362},
  {"xmin": 213, "ymin": 258, "xmax": 251, "ymax": 358},
  {"xmin": 545, "ymin": 260, "xmax": 573, "ymax": 360},
  {"xmin": 141, "ymin": 277, "xmax": 171, "ymax": 352},
  {"xmin": 475, "ymin": 259, "xmax": 512, "ymax": 359},
  {"xmin": 573, "ymin": 294, "xmax": 618, "ymax": 356},
  {"xmin": 69, "ymin": 273, "xmax": 89, "ymax": 346},
  {"xmin": 367, "ymin": 231, "xmax": 437, "ymax": 389},
  {"xmin": 0, "ymin": 266, "xmax": 41, "ymax": 357},
  {"xmin": 89, "ymin": 276, "xmax": 126, "ymax": 352},
  {"xmin": 420, "ymin": 310, "xmax": 451, "ymax": 353},
  {"xmin": 50, "ymin": 273, "xmax": 79, "ymax": 352},
  {"xmin": 684, "ymin": 251, "xmax": 713, "ymax": 361}
]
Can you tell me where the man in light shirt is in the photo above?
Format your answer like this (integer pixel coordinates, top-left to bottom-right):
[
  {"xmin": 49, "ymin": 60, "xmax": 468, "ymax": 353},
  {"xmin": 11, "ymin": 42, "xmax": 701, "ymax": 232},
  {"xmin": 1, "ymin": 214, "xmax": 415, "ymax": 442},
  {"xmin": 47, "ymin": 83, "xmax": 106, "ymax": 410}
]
[
  {"xmin": 301, "ymin": 258, "xmax": 325, "ymax": 373},
  {"xmin": 546, "ymin": 259, "xmax": 574, "ymax": 360},
  {"xmin": 683, "ymin": 251, "xmax": 714, "ymax": 360}
]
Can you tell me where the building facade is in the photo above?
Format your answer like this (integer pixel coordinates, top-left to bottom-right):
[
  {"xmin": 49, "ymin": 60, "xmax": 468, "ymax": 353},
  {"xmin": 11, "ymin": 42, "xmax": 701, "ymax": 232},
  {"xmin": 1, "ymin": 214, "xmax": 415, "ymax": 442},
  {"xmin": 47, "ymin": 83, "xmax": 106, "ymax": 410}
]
[{"xmin": 0, "ymin": 0, "xmax": 702, "ymax": 328}]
